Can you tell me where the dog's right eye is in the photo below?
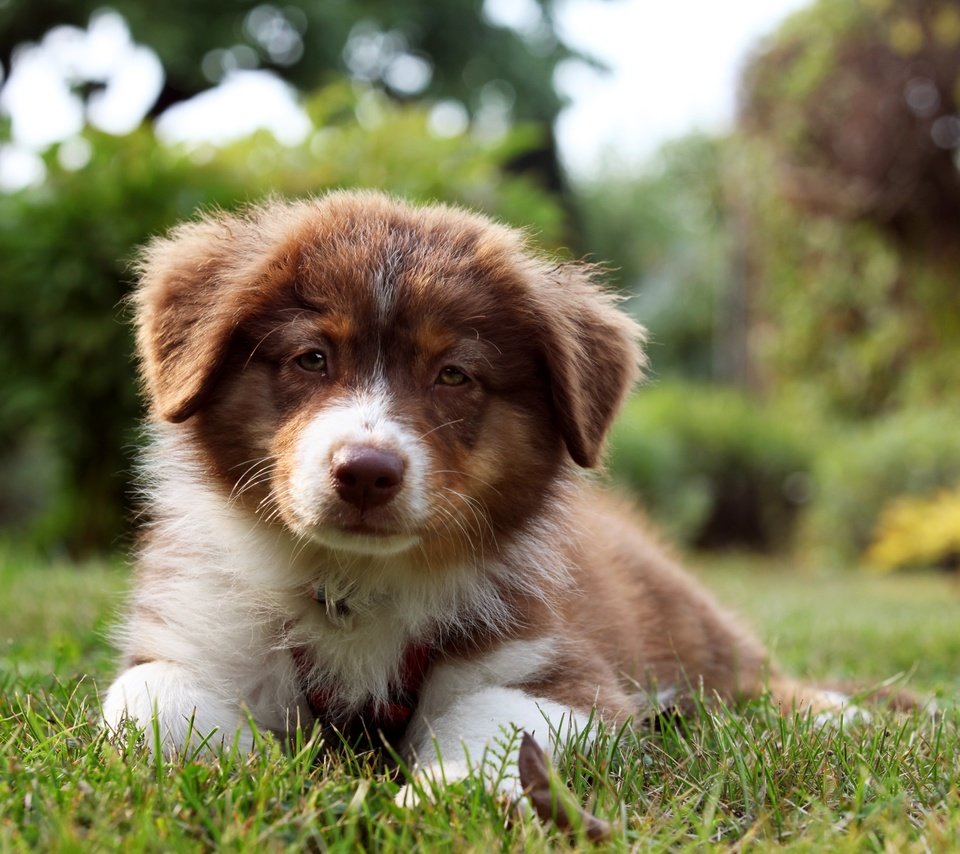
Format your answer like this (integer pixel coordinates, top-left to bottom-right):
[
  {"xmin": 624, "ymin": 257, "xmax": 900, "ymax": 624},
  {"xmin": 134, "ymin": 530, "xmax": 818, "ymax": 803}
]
[
  {"xmin": 294, "ymin": 351, "xmax": 327, "ymax": 373},
  {"xmin": 436, "ymin": 366, "xmax": 470, "ymax": 387}
]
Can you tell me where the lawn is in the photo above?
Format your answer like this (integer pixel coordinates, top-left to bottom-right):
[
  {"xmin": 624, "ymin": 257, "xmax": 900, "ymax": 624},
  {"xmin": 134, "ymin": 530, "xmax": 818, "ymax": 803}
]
[{"xmin": 1, "ymin": 550, "xmax": 958, "ymax": 852}]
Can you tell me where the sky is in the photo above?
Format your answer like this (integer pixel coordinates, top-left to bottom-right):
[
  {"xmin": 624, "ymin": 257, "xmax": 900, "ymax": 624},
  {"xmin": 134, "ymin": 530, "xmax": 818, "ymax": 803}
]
[
  {"xmin": 0, "ymin": 0, "xmax": 812, "ymax": 189},
  {"xmin": 553, "ymin": 0, "xmax": 811, "ymax": 175}
]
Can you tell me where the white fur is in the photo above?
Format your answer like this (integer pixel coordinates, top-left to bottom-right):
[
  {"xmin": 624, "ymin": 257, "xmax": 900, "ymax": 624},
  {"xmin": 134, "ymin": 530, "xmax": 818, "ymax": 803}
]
[
  {"xmin": 396, "ymin": 640, "xmax": 592, "ymax": 805},
  {"xmin": 812, "ymin": 690, "xmax": 873, "ymax": 727},
  {"xmin": 286, "ymin": 383, "xmax": 431, "ymax": 554},
  {"xmin": 372, "ymin": 252, "xmax": 400, "ymax": 324},
  {"xmin": 103, "ymin": 661, "xmax": 280, "ymax": 751}
]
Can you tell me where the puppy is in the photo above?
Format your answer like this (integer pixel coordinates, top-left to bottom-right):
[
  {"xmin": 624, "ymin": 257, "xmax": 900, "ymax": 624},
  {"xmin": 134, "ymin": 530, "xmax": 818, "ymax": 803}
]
[{"xmin": 104, "ymin": 190, "xmax": 826, "ymax": 797}]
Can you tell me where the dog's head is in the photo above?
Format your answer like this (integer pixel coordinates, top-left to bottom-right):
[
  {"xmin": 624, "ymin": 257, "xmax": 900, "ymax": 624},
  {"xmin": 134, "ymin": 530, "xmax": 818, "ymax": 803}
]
[{"xmin": 134, "ymin": 192, "xmax": 644, "ymax": 565}]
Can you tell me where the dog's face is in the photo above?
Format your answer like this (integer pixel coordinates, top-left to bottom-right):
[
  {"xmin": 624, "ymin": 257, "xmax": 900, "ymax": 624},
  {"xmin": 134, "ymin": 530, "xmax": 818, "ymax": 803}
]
[{"xmin": 134, "ymin": 192, "xmax": 643, "ymax": 567}]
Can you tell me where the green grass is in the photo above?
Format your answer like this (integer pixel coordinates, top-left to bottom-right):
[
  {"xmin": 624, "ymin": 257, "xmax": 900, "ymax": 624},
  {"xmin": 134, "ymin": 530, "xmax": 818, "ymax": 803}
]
[{"xmin": 2, "ymin": 550, "xmax": 959, "ymax": 852}]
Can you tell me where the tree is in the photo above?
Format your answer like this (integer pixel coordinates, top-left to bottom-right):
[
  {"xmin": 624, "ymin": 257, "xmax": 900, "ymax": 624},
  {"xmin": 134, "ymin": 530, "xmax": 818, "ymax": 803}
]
[
  {"xmin": 732, "ymin": 0, "xmax": 960, "ymax": 417},
  {"xmin": 739, "ymin": 0, "xmax": 960, "ymax": 246},
  {"xmin": 1, "ymin": 1, "xmax": 603, "ymax": 193},
  {"xmin": 3, "ymin": 0, "xmax": 582, "ymax": 119}
]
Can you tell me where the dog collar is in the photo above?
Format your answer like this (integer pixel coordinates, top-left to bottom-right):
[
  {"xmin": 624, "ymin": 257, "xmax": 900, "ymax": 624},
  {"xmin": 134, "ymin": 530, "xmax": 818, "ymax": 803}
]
[
  {"xmin": 290, "ymin": 640, "xmax": 436, "ymax": 745},
  {"xmin": 295, "ymin": 585, "xmax": 437, "ymax": 742}
]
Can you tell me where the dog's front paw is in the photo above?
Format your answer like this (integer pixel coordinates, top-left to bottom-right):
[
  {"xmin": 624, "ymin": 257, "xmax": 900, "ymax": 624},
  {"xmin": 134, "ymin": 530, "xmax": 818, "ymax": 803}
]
[
  {"xmin": 810, "ymin": 690, "xmax": 873, "ymax": 728},
  {"xmin": 394, "ymin": 758, "xmax": 526, "ymax": 809}
]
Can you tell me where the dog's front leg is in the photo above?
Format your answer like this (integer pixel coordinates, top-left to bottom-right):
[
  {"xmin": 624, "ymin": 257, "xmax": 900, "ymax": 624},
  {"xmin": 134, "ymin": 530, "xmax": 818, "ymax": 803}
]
[
  {"xmin": 396, "ymin": 645, "xmax": 593, "ymax": 806},
  {"xmin": 103, "ymin": 661, "xmax": 258, "ymax": 754},
  {"xmin": 102, "ymin": 655, "xmax": 311, "ymax": 756}
]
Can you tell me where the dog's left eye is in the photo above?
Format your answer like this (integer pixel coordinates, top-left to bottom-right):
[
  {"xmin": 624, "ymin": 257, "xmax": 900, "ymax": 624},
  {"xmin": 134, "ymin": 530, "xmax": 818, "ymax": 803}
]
[
  {"xmin": 295, "ymin": 351, "xmax": 327, "ymax": 373},
  {"xmin": 436, "ymin": 366, "xmax": 470, "ymax": 387}
]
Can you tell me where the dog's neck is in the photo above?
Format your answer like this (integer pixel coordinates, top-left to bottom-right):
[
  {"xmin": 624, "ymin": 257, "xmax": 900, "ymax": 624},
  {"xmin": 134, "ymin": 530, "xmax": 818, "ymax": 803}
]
[{"xmin": 308, "ymin": 580, "xmax": 355, "ymax": 628}]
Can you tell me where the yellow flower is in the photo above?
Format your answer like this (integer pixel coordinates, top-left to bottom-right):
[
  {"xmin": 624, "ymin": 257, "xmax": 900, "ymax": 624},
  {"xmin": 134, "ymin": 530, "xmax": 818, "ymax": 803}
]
[{"xmin": 867, "ymin": 488, "xmax": 960, "ymax": 572}]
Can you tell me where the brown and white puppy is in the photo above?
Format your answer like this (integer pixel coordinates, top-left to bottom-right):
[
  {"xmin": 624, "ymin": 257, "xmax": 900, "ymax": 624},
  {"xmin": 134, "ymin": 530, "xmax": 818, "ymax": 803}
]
[{"xmin": 104, "ymin": 191, "xmax": 824, "ymax": 798}]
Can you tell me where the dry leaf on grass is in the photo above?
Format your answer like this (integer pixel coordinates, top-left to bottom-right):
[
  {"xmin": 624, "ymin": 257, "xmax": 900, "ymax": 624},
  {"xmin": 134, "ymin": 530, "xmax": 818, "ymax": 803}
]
[{"xmin": 517, "ymin": 731, "xmax": 612, "ymax": 842}]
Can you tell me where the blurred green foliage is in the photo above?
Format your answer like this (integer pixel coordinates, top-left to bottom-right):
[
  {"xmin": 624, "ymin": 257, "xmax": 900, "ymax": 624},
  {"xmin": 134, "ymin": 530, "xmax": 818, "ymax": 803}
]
[
  {"xmin": 0, "ymin": 0, "xmax": 589, "ymax": 126},
  {"xmin": 576, "ymin": 135, "xmax": 734, "ymax": 382},
  {"xmin": 583, "ymin": 126, "xmax": 960, "ymax": 422},
  {"xmin": 727, "ymin": 138, "xmax": 960, "ymax": 420},
  {"xmin": 802, "ymin": 408, "xmax": 960, "ymax": 564},
  {"xmin": 733, "ymin": 0, "xmax": 960, "ymax": 421},
  {"xmin": 740, "ymin": 0, "xmax": 960, "ymax": 243},
  {"xmin": 584, "ymin": 0, "xmax": 960, "ymax": 565},
  {"xmin": 608, "ymin": 383, "xmax": 811, "ymax": 551},
  {"xmin": 0, "ymin": 83, "xmax": 564, "ymax": 554},
  {"xmin": 1, "ymin": 0, "xmax": 595, "ymax": 204}
]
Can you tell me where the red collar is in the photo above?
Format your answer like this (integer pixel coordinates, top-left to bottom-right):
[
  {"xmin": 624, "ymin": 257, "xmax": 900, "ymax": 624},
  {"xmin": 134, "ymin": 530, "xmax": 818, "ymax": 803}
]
[{"xmin": 290, "ymin": 640, "xmax": 436, "ymax": 745}]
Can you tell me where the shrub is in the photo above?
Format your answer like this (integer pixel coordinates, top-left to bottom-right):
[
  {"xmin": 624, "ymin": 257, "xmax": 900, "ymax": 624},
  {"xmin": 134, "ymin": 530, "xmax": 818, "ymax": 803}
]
[
  {"xmin": 607, "ymin": 382, "xmax": 812, "ymax": 551},
  {"xmin": 802, "ymin": 409, "xmax": 960, "ymax": 564}
]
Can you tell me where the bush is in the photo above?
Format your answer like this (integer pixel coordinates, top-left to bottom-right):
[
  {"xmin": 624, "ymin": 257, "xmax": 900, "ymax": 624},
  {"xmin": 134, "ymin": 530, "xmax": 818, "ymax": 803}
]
[
  {"xmin": 607, "ymin": 382, "xmax": 811, "ymax": 550},
  {"xmin": 802, "ymin": 408, "xmax": 960, "ymax": 564}
]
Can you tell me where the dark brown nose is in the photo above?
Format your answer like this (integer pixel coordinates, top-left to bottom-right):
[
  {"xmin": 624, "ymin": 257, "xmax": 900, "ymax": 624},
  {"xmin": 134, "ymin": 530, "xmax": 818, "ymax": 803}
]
[{"xmin": 331, "ymin": 446, "xmax": 405, "ymax": 511}]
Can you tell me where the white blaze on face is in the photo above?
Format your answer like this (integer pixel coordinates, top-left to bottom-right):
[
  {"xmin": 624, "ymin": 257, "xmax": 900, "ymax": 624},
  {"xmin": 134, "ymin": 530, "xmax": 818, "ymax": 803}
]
[{"xmin": 286, "ymin": 383, "xmax": 431, "ymax": 555}]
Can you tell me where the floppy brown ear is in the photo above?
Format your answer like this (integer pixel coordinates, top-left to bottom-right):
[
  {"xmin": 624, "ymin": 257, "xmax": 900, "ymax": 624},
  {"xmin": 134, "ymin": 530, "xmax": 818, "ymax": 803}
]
[
  {"xmin": 533, "ymin": 263, "xmax": 646, "ymax": 468},
  {"xmin": 132, "ymin": 215, "xmax": 251, "ymax": 423}
]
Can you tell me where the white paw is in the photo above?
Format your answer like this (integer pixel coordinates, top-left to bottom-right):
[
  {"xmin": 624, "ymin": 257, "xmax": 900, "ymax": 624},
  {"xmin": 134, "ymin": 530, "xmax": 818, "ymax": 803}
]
[
  {"xmin": 812, "ymin": 691, "xmax": 873, "ymax": 727},
  {"xmin": 394, "ymin": 760, "xmax": 526, "ymax": 809},
  {"xmin": 102, "ymin": 662, "xmax": 255, "ymax": 755}
]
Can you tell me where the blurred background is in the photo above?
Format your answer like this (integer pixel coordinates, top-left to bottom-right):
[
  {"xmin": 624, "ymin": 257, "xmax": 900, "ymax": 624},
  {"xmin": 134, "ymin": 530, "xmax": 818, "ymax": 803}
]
[{"xmin": 1, "ymin": 0, "xmax": 958, "ymax": 576}]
